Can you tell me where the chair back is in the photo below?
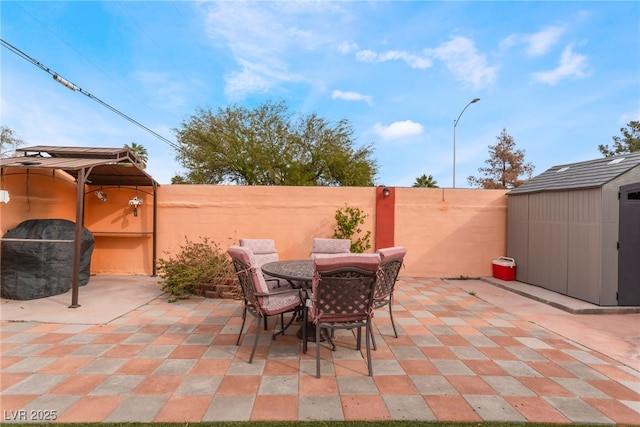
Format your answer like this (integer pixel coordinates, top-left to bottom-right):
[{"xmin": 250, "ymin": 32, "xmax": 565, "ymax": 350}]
[
  {"xmin": 312, "ymin": 254, "xmax": 380, "ymax": 324},
  {"xmin": 227, "ymin": 246, "xmax": 270, "ymax": 309},
  {"xmin": 311, "ymin": 237, "xmax": 351, "ymax": 259},
  {"xmin": 239, "ymin": 239, "xmax": 279, "ymax": 267},
  {"xmin": 374, "ymin": 246, "xmax": 406, "ymax": 300}
]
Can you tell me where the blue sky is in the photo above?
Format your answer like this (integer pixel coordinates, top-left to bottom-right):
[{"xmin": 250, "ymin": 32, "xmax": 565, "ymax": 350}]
[{"xmin": 2, "ymin": 1, "xmax": 639, "ymax": 187}]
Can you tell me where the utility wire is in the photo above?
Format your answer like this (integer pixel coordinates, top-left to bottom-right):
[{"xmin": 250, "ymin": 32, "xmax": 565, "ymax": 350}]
[
  {"xmin": 0, "ymin": 38, "xmax": 182, "ymax": 153},
  {"xmin": 11, "ymin": 1, "xmax": 151, "ymax": 110}
]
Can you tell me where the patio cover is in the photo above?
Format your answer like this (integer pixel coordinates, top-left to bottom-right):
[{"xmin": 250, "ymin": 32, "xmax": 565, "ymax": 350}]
[{"xmin": 0, "ymin": 146, "xmax": 160, "ymax": 308}]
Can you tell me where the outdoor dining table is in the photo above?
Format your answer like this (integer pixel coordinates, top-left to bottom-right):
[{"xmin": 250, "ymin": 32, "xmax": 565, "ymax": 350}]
[
  {"xmin": 261, "ymin": 259, "xmax": 314, "ymax": 286},
  {"xmin": 261, "ymin": 259, "xmax": 315, "ymax": 352}
]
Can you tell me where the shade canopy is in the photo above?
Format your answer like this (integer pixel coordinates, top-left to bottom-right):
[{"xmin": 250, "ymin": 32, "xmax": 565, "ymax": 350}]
[{"xmin": 0, "ymin": 146, "xmax": 159, "ymax": 187}]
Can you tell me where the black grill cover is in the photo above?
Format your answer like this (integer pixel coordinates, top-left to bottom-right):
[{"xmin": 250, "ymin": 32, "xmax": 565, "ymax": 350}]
[{"xmin": 1, "ymin": 219, "xmax": 94, "ymax": 300}]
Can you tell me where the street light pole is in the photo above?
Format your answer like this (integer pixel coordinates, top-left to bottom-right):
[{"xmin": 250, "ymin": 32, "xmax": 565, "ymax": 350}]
[{"xmin": 453, "ymin": 97, "xmax": 480, "ymax": 188}]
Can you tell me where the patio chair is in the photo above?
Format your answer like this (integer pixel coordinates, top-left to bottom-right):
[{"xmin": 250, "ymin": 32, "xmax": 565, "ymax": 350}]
[
  {"xmin": 310, "ymin": 237, "xmax": 351, "ymax": 259},
  {"xmin": 227, "ymin": 246, "xmax": 305, "ymax": 363},
  {"xmin": 239, "ymin": 238, "xmax": 288, "ymax": 288},
  {"xmin": 307, "ymin": 253, "xmax": 381, "ymax": 377},
  {"xmin": 239, "ymin": 239, "xmax": 292, "ymax": 330},
  {"xmin": 370, "ymin": 246, "xmax": 407, "ymax": 350}
]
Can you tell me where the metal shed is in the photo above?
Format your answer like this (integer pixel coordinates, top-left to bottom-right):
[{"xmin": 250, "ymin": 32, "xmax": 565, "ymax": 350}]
[{"xmin": 507, "ymin": 152, "xmax": 640, "ymax": 306}]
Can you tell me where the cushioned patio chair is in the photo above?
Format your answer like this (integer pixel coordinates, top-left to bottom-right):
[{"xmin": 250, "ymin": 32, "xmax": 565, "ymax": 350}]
[
  {"xmin": 310, "ymin": 237, "xmax": 351, "ymax": 259},
  {"xmin": 307, "ymin": 253, "xmax": 381, "ymax": 377},
  {"xmin": 370, "ymin": 246, "xmax": 407, "ymax": 350},
  {"xmin": 239, "ymin": 239, "xmax": 292, "ymax": 330},
  {"xmin": 227, "ymin": 246, "xmax": 304, "ymax": 363},
  {"xmin": 239, "ymin": 238, "xmax": 288, "ymax": 288}
]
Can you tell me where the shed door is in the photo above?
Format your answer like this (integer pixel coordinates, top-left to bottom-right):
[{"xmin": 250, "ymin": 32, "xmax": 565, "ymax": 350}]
[{"xmin": 618, "ymin": 183, "xmax": 640, "ymax": 305}]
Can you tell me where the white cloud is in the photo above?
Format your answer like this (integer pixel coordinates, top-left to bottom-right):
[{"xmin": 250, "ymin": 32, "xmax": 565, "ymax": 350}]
[
  {"xmin": 531, "ymin": 45, "xmax": 590, "ymax": 85},
  {"xmin": 355, "ymin": 49, "xmax": 431, "ymax": 69},
  {"xmin": 331, "ymin": 90, "xmax": 373, "ymax": 105},
  {"xmin": 500, "ymin": 24, "xmax": 566, "ymax": 56},
  {"xmin": 338, "ymin": 41, "xmax": 358, "ymax": 54},
  {"xmin": 356, "ymin": 49, "xmax": 377, "ymax": 62},
  {"xmin": 199, "ymin": 2, "xmax": 338, "ymax": 99},
  {"xmin": 428, "ymin": 37, "xmax": 497, "ymax": 89},
  {"xmin": 373, "ymin": 120, "xmax": 423, "ymax": 140}
]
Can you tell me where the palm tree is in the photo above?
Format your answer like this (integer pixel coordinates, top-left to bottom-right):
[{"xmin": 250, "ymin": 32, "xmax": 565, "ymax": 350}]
[
  {"xmin": 412, "ymin": 174, "xmax": 439, "ymax": 188},
  {"xmin": 124, "ymin": 142, "xmax": 148, "ymax": 169}
]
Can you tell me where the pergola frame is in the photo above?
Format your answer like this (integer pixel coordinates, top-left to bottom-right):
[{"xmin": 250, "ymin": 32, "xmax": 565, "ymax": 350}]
[{"xmin": 0, "ymin": 146, "xmax": 160, "ymax": 308}]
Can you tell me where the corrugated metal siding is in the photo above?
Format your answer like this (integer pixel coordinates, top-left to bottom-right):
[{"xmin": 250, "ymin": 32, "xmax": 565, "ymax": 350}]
[
  {"xmin": 527, "ymin": 192, "xmax": 568, "ymax": 293},
  {"xmin": 566, "ymin": 188, "xmax": 601, "ymax": 303},
  {"xmin": 507, "ymin": 195, "xmax": 529, "ymax": 281}
]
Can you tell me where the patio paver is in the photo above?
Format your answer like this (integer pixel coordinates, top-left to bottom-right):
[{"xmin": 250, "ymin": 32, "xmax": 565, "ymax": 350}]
[{"xmin": 1, "ymin": 277, "xmax": 639, "ymax": 423}]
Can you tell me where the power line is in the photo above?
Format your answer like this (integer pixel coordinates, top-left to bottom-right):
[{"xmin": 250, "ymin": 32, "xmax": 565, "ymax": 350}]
[
  {"xmin": 0, "ymin": 38, "xmax": 182, "ymax": 153},
  {"xmin": 10, "ymin": 2, "xmax": 152, "ymax": 110}
]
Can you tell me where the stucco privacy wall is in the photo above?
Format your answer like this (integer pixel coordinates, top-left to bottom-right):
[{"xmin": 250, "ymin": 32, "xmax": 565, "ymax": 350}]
[
  {"xmin": 395, "ymin": 188, "xmax": 508, "ymax": 277},
  {"xmin": 157, "ymin": 185, "xmax": 376, "ymax": 264},
  {"xmin": 1, "ymin": 171, "xmax": 508, "ymax": 277},
  {"xmin": 0, "ymin": 170, "xmax": 77, "ymax": 230}
]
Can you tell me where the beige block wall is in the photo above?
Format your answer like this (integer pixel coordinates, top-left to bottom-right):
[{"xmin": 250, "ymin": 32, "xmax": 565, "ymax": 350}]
[
  {"xmin": 0, "ymin": 170, "xmax": 77, "ymax": 228},
  {"xmin": 157, "ymin": 185, "xmax": 376, "ymax": 262},
  {"xmin": 1, "ymin": 169, "xmax": 508, "ymax": 278},
  {"xmin": 395, "ymin": 187, "xmax": 507, "ymax": 278}
]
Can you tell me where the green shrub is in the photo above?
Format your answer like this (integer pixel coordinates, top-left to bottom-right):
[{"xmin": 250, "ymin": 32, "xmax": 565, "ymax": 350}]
[
  {"xmin": 333, "ymin": 204, "xmax": 372, "ymax": 253},
  {"xmin": 157, "ymin": 236, "xmax": 235, "ymax": 302}
]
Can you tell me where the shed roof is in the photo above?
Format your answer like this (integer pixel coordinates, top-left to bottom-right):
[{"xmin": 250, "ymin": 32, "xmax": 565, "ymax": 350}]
[
  {"xmin": 508, "ymin": 152, "xmax": 640, "ymax": 195},
  {"xmin": 0, "ymin": 146, "xmax": 158, "ymax": 187}
]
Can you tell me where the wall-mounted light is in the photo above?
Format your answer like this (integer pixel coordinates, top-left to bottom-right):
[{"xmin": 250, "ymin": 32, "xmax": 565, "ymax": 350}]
[
  {"xmin": 94, "ymin": 190, "xmax": 108, "ymax": 202},
  {"xmin": 129, "ymin": 196, "xmax": 143, "ymax": 216},
  {"xmin": 383, "ymin": 186, "xmax": 390, "ymax": 197}
]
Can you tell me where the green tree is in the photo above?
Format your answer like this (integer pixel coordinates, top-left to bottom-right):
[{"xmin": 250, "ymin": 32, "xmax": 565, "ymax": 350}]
[
  {"xmin": 412, "ymin": 174, "xmax": 439, "ymax": 188},
  {"xmin": 124, "ymin": 142, "xmax": 148, "ymax": 169},
  {"xmin": 172, "ymin": 100, "xmax": 377, "ymax": 185},
  {"xmin": 467, "ymin": 128, "xmax": 534, "ymax": 189},
  {"xmin": 598, "ymin": 121, "xmax": 640, "ymax": 157},
  {"xmin": 0, "ymin": 126, "xmax": 25, "ymax": 158}
]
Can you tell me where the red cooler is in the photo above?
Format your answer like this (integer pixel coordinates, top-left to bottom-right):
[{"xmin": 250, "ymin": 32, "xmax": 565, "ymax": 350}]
[{"xmin": 492, "ymin": 257, "xmax": 516, "ymax": 281}]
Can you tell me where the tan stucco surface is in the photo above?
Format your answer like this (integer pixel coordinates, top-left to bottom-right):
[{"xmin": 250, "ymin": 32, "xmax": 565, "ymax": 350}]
[{"xmin": 1, "ymin": 169, "xmax": 508, "ymax": 278}]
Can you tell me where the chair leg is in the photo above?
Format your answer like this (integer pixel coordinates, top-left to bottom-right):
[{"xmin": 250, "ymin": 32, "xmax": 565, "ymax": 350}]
[
  {"xmin": 249, "ymin": 316, "xmax": 262, "ymax": 364},
  {"xmin": 264, "ymin": 316, "xmax": 268, "ymax": 330},
  {"xmin": 365, "ymin": 321, "xmax": 373, "ymax": 376},
  {"xmin": 236, "ymin": 304, "xmax": 247, "ymax": 346},
  {"xmin": 324, "ymin": 328, "xmax": 336, "ymax": 351},
  {"xmin": 302, "ymin": 307, "xmax": 308, "ymax": 354},
  {"xmin": 370, "ymin": 324, "xmax": 377, "ymax": 351},
  {"xmin": 388, "ymin": 295, "xmax": 398, "ymax": 338},
  {"xmin": 273, "ymin": 310, "xmax": 297, "ymax": 340},
  {"xmin": 316, "ymin": 322, "xmax": 322, "ymax": 378}
]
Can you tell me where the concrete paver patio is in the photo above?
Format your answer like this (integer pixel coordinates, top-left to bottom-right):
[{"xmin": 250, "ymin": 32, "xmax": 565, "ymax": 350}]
[{"xmin": 1, "ymin": 276, "xmax": 639, "ymax": 423}]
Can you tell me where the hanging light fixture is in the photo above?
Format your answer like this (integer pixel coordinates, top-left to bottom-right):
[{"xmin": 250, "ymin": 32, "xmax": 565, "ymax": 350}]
[
  {"xmin": 129, "ymin": 196, "xmax": 143, "ymax": 216},
  {"xmin": 94, "ymin": 190, "xmax": 108, "ymax": 202}
]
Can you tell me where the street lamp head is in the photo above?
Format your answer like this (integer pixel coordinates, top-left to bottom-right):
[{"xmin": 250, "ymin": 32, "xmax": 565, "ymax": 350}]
[{"xmin": 452, "ymin": 97, "xmax": 481, "ymax": 188}]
